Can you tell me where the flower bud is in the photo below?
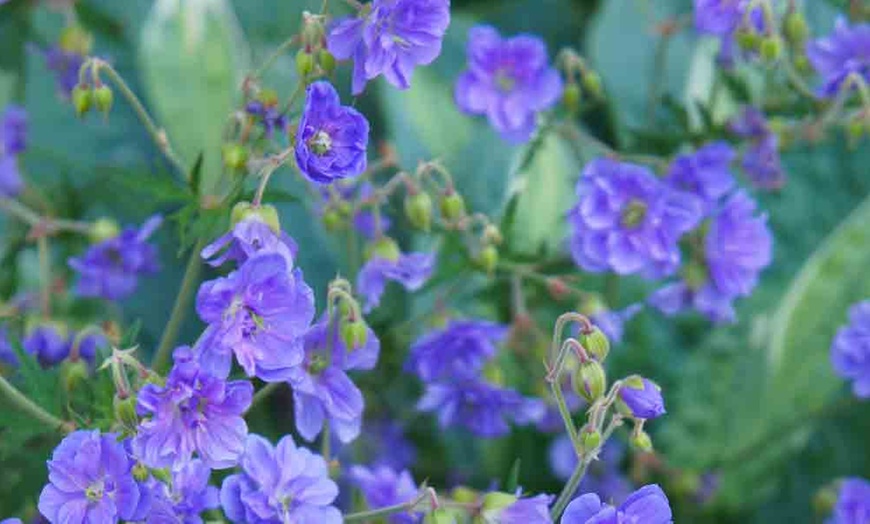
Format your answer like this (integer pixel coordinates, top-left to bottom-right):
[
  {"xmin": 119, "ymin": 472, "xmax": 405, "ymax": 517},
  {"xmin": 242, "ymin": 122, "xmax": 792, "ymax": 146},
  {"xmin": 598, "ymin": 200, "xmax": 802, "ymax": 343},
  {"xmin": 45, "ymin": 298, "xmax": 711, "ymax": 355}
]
[
  {"xmin": 424, "ymin": 509, "xmax": 458, "ymax": 524},
  {"xmin": 93, "ymin": 85, "xmax": 113, "ymax": 114},
  {"xmin": 630, "ymin": 429, "xmax": 653, "ymax": 452},
  {"xmin": 580, "ymin": 427, "xmax": 601, "ymax": 452},
  {"xmin": 405, "ymin": 191, "xmax": 433, "ymax": 231},
  {"xmin": 481, "ymin": 491, "xmax": 518, "ymax": 513},
  {"xmin": 318, "ymin": 49, "xmax": 336, "ymax": 75},
  {"xmin": 89, "ymin": 218, "xmax": 120, "ymax": 242},
  {"xmin": 296, "ymin": 49, "xmax": 315, "ymax": 78},
  {"xmin": 72, "ymin": 85, "xmax": 92, "ymax": 117},
  {"xmin": 582, "ymin": 71, "xmax": 603, "ymax": 98},
  {"xmin": 476, "ymin": 245, "xmax": 498, "ymax": 274},
  {"xmin": 736, "ymin": 29, "xmax": 760, "ymax": 51},
  {"xmin": 368, "ymin": 236, "xmax": 401, "ymax": 261},
  {"xmin": 222, "ymin": 142, "xmax": 250, "ymax": 171},
  {"xmin": 61, "ymin": 360, "xmax": 90, "ymax": 392},
  {"xmin": 59, "ymin": 25, "xmax": 93, "ymax": 55},
  {"xmin": 760, "ymin": 36, "xmax": 782, "ymax": 62},
  {"xmin": 341, "ymin": 320, "xmax": 368, "ymax": 350},
  {"xmin": 439, "ymin": 191, "xmax": 465, "ymax": 222},
  {"xmin": 784, "ymin": 12, "xmax": 809, "ymax": 45},
  {"xmin": 572, "ymin": 360, "xmax": 607, "ymax": 403},
  {"xmin": 563, "ymin": 83, "xmax": 581, "ymax": 113},
  {"xmin": 619, "ymin": 376, "xmax": 665, "ymax": 420},
  {"xmin": 230, "ymin": 202, "xmax": 281, "ymax": 233},
  {"xmin": 322, "ymin": 209, "xmax": 345, "ymax": 232},
  {"xmin": 580, "ymin": 326, "xmax": 610, "ymax": 362},
  {"xmin": 113, "ymin": 394, "xmax": 138, "ymax": 430},
  {"xmin": 848, "ymin": 119, "xmax": 866, "ymax": 141},
  {"xmin": 483, "ymin": 224, "xmax": 503, "ymax": 245},
  {"xmin": 132, "ymin": 462, "xmax": 150, "ymax": 482},
  {"xmin": 450, "ymin": 486, "xmax": 479, "ymax": 504},
  {"xmin": 794, "ymin": 54, "xmax": 812, "ymax": 74}
]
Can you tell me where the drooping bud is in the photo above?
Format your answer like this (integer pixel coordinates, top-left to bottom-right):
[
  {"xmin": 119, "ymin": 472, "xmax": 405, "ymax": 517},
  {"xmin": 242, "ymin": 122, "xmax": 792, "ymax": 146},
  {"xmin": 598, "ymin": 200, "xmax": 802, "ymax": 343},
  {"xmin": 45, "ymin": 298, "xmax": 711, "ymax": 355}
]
[
  {"xmin": 563, "ymin": 83, "xmax": 581, "ymax": 113},
  {"xmin": 368, "ymin": 236, "xmax": 401, "ymax": 261},
  {"xmin": 341, "ymin": 320, "xmax": 368, "ymax": 350},
  {"xmin": 618, "ymin": 376, "xmax": 666, "ymax": 420},
  {"xmin": 784, "ymin": 12, "xmax": 809, "ymax": 45},
  {"xmin": 296, "ymin": 49, "xmax": 315, "ymax": 78},
  {"xmin": 582, "ymin": 71, "xmax": 603, "ymax": 98},
  {"xmin": 61, "ymin": 360, "xmax": 90, "ymax": 392},
  {"xmin": 405, "ymin": 191, "xmax": 433, "ymax": 231},
  {"xmin": 222, "ymin": 142, "xmax": 250, "ymax": 171},
  {"xmin": 72, "ymin": 85, "xmax": 92, "ymax": 117},
  {"xmin": 230, "ymin": 202, "xmax": 281, "ymax": 233},
  {"xmin": 580, "ymin": 326, "xmax": 610, "ymax": 362},
  {"xmin": 572, "ymin": 360, "xmax": 607, "ymax": 403},
  {"xmin": 89, "ymin": 218, "xmax": 120, "ymax": 243},
  {"xmin": 93, "ymin": 85, "xmax": 114, "ymax": 114},
  {"xmin": 439, "ymin": 191, "xmax": 465, "ymax": 222},
  {"xmin": 736, "ymin": 29, "xmax": 760, "ymax": 51},
  {"xmin": 760, "ymin": 36, "xmax": 782, "ymax": 62},
  {"xmin": 630, "ymin": 429, "xmax": 653, "ymax": 452},
  {"xmin": 318, "ymin": 49, "xmax": 336, "ymax": 75},
  {"xmin": 476, "ymin": 245, "xmax": 498, "ymax": 274},
  {"xmin": 113, "ymin": 394, "xmax": 138, "ymax": 430},
  {"xmin": 322, "ymin": 209, "xmax": 345, "ymax": 231}
]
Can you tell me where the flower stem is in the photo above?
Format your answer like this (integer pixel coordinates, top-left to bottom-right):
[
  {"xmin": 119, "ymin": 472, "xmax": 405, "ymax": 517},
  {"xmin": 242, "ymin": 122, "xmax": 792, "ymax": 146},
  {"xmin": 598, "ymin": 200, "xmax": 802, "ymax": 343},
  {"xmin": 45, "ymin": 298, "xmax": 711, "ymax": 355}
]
[
  {"xmin": 37, "ymin": 236, "xmax": 51, "ymax": 316},
  {"xmin": 92, "ymin": 59, "xmax": 188, "ymax": 179},
  {"xmin": 344, "ymin": 500, "xmax": 417, "ymax": 522},
  {"xmin": 550, "ymin": 454, "xmax": 591, "ymax": 519},
  {"xmin": 0, "ymin": 374, "xmax": 73, "ymax": 434},
  {"xmin": 0, "ymin": 197, "xmax": 91, "ymax": 235},
  {"xmin": 250, "ymin": 382, "xmax": 283, "ymax": 408},
  {"xmin": 152, "ymin": 238, "xmax": 207, "ymax": 373}
]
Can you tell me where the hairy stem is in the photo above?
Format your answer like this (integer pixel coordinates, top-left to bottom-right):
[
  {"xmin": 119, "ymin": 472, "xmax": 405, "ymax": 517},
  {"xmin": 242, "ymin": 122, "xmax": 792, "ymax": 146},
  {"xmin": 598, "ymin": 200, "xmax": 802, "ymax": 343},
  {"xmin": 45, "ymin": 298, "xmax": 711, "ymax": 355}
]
[{"xmin": 0, "ymin": 374, "xmax": 73, "ymax": 434}]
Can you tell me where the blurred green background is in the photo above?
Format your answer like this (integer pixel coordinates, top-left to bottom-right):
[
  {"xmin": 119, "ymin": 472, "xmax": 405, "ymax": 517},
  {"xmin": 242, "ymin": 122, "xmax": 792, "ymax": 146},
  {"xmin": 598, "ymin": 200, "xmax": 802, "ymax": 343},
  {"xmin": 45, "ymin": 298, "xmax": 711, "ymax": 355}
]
[{"xmin": 2, "ymin": 0, "xmax": 870, "ymax": 522}]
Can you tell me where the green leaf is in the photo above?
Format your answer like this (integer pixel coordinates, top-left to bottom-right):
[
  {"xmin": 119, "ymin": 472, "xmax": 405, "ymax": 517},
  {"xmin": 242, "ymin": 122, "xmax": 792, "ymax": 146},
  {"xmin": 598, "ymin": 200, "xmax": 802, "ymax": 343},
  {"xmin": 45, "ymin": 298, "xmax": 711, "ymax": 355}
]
[
  {"xmin": 189, "ymin": 151, "xmax": 204, "ymax": 195},
  {"xmin": 139, "ymin": 0, "xmax": 250, "ymax": 197},
  {"xmin": 504, "ymin": 458, "xmax": 521, "ymax": 493}
]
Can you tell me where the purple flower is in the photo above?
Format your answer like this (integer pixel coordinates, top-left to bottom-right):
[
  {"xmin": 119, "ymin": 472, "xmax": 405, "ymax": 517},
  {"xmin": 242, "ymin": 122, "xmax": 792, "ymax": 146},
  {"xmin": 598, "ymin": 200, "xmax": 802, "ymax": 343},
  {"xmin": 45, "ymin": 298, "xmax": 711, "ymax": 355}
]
[
  {"xmin": 355, "ymin": 418, "xmax": 417, "ymax": 470},
  {"xmin": 2, "ymin": 104, "xmax": 27, "ymax": 155},
  {"xmin": 349, "ymin": 465, "xmax": 420, "ymax": 524},
  {"xmin": 246, "ymin": 101, "xmax": 288, "ymax": 138},
  {"xmin": 43, "ymin": 46, "xmax": 85, "ymax": 97},
  {"xmin": 694, "ymin": 0, "xmax": 746, "ymax": 37},
  {"xmin": 1, "ymin": 519, "xmax": 22, "ymax": 524},
  {"xmin": 0, "ymin": 325, "xmax": 20, "ymax": 368},
  {"xmin": 831, "ymin": 301, "xmax": 870, "ymax": 398},
  {"xmin": 220, "ymin": 434, "xmax": 342, "ymax": 523},
  {"xmin": 618, "ymin": 378, "xmax": 665, "ymax": 420},
  {"xmin": 23, "ymin": 324, "xmax": 70, "ymax": 368},
  {"xmin": 455, "ymin": 25, "xmax": 563, "ymax": 143},
  {"xmin": 195, "ymin": 253, "xmax": 315, "ymax": 380},
  {"xmin": 0, "ymin": 155, "xmax": 22, "ymax": 198},
  {"xmin": 416, "ymin": 378, "xmax": 544, "ymax": 438},
  {"xmin": 357, "ymin": 252, "xmax": 435, "ymax": 312},
  {"xmin": 68, "ymin": 215, "xmax": 162, "ymax": 301},
  {"xmin": 327, "ymin": 0, "xmax": 450, "ymax": 95},
  {"xmin": 295, "ymin": 81, "xmax": 369, "ymax": 184},
  {"xmin": 664, "ymin": 142, "xmax": 735, "ymax": 211},
  {"xmin": 145, "ymin": 459, "xmax": 220, "ymax": 523},
  {"xmin": 568, "ymin": 158, "xmax": 702, "ymax": 278},
  {"xmin": 38, "ymin": 430, "xmax": 143, "ymax": 523},
  {"xmin": 807, "ymin": 18, "xmax": 870, "ymax": 99},
  {"xmin": 493, "ymin": 494, "xmax": 554, "ymax": 523},
  {"xmin": 561, "ymin": 484, "xmax": 672, "ymax": 524},
  {"xmin": 132, "ymin": 346, "xmax": 253, "ymax": 469},
  {"xmin": 828, "ymin": 478, "xmax": 870, "ymax": 524},
  {"xmin": 549, "ymin": 436, "xmax": 632, "ymax": 504},
  {"xmin": 729, "ymin": 107, "xmax": 786, "ymax": 189},
  {"xmin": 74, "ymin": 331, "xmax": 107, "ymax": 365},
  {"xmin": 650, "ymin": 191, "xmax": 771, "ymax": 323},
  {"xmin": 406, "ymin": 319, "xmax": 508, "ymax": 382},
  {"xmin": 287, "ymin": 315, "xmax": 380, "ymax": 443},
  {"xmin": 200, "ymin": 215, "xmax": 298, "ymax": 269}
]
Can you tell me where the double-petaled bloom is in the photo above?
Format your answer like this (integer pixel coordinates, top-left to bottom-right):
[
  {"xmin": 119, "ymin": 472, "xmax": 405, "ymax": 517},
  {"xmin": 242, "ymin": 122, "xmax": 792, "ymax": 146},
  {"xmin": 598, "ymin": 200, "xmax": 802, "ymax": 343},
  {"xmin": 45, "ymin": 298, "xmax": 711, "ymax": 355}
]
[{"xmin": 406, "ymin": 319, "xmax": 508, "ymax": 382}]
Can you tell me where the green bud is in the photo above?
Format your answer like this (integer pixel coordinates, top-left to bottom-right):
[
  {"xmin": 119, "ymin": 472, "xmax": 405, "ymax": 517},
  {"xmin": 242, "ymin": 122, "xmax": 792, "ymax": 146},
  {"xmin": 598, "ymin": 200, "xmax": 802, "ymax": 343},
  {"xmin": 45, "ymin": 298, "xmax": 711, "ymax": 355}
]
[
  {"xmin": 784, "ymin": 12, "xmax": 809, "ymax": 45},
  {"xmin": 563, "ymin": 83, "xmax": 582, "ymax": 113},
  {"xmin": 318, "ymin": 49, "xmax": 337, "ymax": 75},
  {"xmin": 481, "ymin": 491, "xmax": 518, "ymax": 513},
  {"xmin": 368, "ymin": 236, "xmax": 401, "ymax": 261},
  {"xmin": 581, "ymin": 326, "xmax": 610, "ymax": 362},
  {"xmin": 631, "ymin": 430, "xmax": 653, "ymax": 452},
  {"xmin": 405, "ymin": 192, "xmax": 433, "ymax": 231},
  {"xmin": 59, "ymin": 25, "xmax": 93, "ymax": 55},
  {"xmin": 113, "ymin": 395, "xmax": 138, "ymax": 429},
  {"xmin": 89, "ymin": 218, "xmax": 120, "ymax": 242},
  {"xmin": 439, "ymin": 192, "xmax": 465, "ymax": 221},
  {"xmin": 425, "ymin": 509, "xmax": 458, "ymax": 524},
  {"xmin": 736, "ymin": 30, "xmax": 760, "ymax": 51},
  {"xmin": 93, "ymin": 85, "xmax": 113, "ymax": 114},
  {"xmin": 813, "ymin": 485, "xmax": 839, "ymax": 515},
  {"xmin": 760, "ymin": 36, "xmax": 782, "ymax": 62},
  {"xmin": 673, "ymin": 471, "xmax": 701, "ymax": 497},
  {"xmin": 794, "ymin": 54, "xmax": 812, "ymax": 74},
  {"xmin": 572, "ymin": 360, "xmax": 607, "ymax": 403},
  {"xmin": 296, "ymin": 49, "xmax": 315, "ymax": 78},
  {"xmin": 451, "ymin": 486, "xmax": 479, "ymax": 504},
  {"xmin": 230, "ymin": 202, "xmax": 281, "ymax": 233},
  {"xmin": 582, "ymin": 71, "xmax": 603, "ymax": 98},
  {"xmin": 61, "ymin": 360, "xmax": 90, "ymax": 392},
  {"xmin": 72, "ymin": 85, "xmax": 92, "ymax": 117},
  {"xmin": 341, "ymin": 320, "xmax": 368, "ymax": 350},
  {"xmin": 132, "ymin": 463, "xmax": 150, "ymax": 482},
  {"xmin": 580, "ymin": 428, "xmax": 601, "ymax": 452},
  {"xmin": 322, "ymin": 209, "xmax": 345, "ymax": 231},
  {"xmin": 151, "ymin": 468, "xmax": 172, "ymax": 485},
  {"xmin": 848, "ymin": 119, "xmax": 866, "ymax": 141},
  {"xmin": 222, "ymin": 142, "xmax": 250, "ymax": 171},
  {"xmin": 476, "ymin": 245, "xmax": 498, "ymax": 274}
]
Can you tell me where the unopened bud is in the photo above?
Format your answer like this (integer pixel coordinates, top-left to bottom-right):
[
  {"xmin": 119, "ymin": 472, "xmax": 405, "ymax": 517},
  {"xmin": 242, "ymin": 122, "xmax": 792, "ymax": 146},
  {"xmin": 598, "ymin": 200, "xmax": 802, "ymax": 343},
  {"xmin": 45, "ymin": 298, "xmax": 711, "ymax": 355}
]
[
  {"xmin": 72, "ymin": 85, "xmax": 92, "ymax": 116},
  {"xmin": 222, "ymin": 142, "xmax": 250, "ymax": 171},
  {"xmin": 736, "ymin": 29, "xmax": 760, "ymax": 51},
  {"xmin": 483, "ymin": 224, "xmax": 503, "ymax": 245},
  {"xmin": 61, "ymin": 360, "xmax": 89, "ymax": 392},
  {"xmin": 405, "ymin": 191, "xmax": 433, "ymax": 231},
  {"xmin": 296, "ymin": 49, "xmax": 315, "ymax": 78},
  {"xmin": 113, "ymin": 394, "xmax": 138, "ymax": 430},
  {"xmin": 572, "ymin": 360, "xmax": 607, "ymax": 402},
  {"xmin": 580, "ymin": 428, "xmax": 601, "ymax": 452},
  {"xmin": 580, "ymin": 326, "xmax": 610, "ymax": 362},
  {"xmin": 318, "ymin": 49, "xmax": 336, "ymax": 75},
  {"xmin": 439, "ymin": 191, "xmax": 465, "ymax": 222},
  {"xmin": 563, "ymin": 83, "xmax": 581, "ymax": 113},
  {"xmin": 631, "ymin": 429, "xmax": 653, "ymax": 452},
  {"xmin": 582, "ymin": 71, "xmax": 603, "ymax": 98},
  {"xmin": 93, "ymin": 85, "xmax": 113, "ymax": 114},
  {"xmin": 451, "ymin": 486, "xmax": 479, "ymax": 505},
  {"xmin": 132, "ymin": 463, "xmax": 150, "ymax": 482},
  {"xmin": 476, "ymin": 245, "xmax": 498, "ymax": 274},
  {"xmin": 784, "ymin": 12, "xmax": 809, "ymax": 45},
  {"xmin": 322, "ymin": 209, "xmax": 345, "ymax": 231},
  {"xmin": 368, "ymin": 236, "xmax": 401, "ymax": 261},
  {"xmin": 760, "ymin": 36, "xmax": 782, "ymax": 62},
  {"xmin": 89, "ymin": 218, "xmax": 120, "ymax": 242},
  {"xmin": 341, "ymin": 320, "xmax": 368, "ymax": 350},
  {"xmin": 848, "ymin": 119, "xmax": 866, "ymax": 141}
]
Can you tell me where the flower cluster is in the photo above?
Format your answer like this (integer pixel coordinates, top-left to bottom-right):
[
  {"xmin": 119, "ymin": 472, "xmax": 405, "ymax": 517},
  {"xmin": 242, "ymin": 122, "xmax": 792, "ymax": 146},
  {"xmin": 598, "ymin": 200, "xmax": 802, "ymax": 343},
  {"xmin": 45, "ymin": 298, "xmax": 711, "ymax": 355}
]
[
  {"xmin": 729, "ymin": 106, "xmax": 786, "ymax": 190},
  {"xmin": 455, "ymin": 25, "xmax": 563, "ymax": 142},
  {"xmin": 831, "ymin": 301, "xmax": 870, "ymax": 399},
  {"xmin": 0, "ymin": 105, "xmax": 26, "ymax": 198},
  {"xmin": 807, "ymin": 18, "xmax": 870, "ymax": 99},
  {"xmin": 22, "ymin": 323, "xmax": 106, "ymax": 368},
  {"xmin": 327, "ymin": 0, "xmax": 451, "ymax": 95},
  {"xmin": 409, "ymin": 318, "xmax": 544, "ymax": 437}
]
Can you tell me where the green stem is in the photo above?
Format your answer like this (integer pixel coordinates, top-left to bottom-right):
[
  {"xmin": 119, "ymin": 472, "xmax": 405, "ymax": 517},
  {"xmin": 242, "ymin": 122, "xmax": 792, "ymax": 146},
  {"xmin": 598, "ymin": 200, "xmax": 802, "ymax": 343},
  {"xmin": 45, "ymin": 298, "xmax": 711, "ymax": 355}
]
[
  {"xmin": 251, "ymin": 382, "xmax": 282, "ymax": 408},
  {"xmin": 94, "ymin": 59, "xmax": 188, "ymax": 178},
  {"xmin": 0, "ymin": 374, "xmax": 72, "ymax": 433},
  {"xmin": 0, "ymin": 197, "xmax": 91, "ymax": 234},
  {"xmin": 551, "ymin": 378, "xmax": 580, "ymax": 449},
  {"xmin": 343, "ymin": 500, "xmax": 417, "ymax": 522},
  {"xmin": 321, "ymin": 419, "xmax": 331, "ymax": 460},
  {"xmin": 551, "ymin": 454, "xmax": 591, "ymax": 519},
  {"xmin": 152, "ymin": 239, "xmax": 206, "ymax": 373}
]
